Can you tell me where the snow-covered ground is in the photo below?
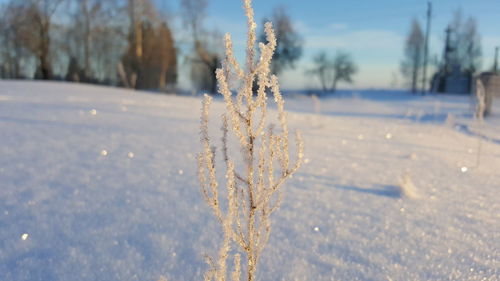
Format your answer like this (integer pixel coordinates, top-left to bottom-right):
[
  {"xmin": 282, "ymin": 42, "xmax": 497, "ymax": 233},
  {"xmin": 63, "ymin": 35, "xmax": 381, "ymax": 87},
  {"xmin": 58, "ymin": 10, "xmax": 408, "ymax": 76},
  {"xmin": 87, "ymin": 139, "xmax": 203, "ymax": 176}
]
[{"xmin": 1, "ymin": 80, "xmax": 499, "ymax": 281}]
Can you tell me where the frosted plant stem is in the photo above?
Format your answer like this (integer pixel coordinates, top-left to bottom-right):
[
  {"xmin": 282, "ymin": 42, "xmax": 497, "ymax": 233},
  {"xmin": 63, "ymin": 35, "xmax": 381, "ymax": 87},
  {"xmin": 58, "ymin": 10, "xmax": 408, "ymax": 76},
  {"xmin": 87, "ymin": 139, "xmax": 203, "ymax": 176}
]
[
  {"xmin": 474, "ymin": 79, "xmax": 486, "ymax": 168},
  {"xmin": 197, "ymin": 0, "xmax": 304, "ymax": 280}
]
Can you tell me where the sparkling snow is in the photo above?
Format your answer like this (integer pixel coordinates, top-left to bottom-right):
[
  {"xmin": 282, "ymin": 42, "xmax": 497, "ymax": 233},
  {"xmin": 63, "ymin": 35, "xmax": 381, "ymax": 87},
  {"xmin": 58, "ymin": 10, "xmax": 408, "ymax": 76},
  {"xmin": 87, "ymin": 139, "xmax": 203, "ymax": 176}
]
[{"xmin": 0, "ymin": 80, "xmax": 499, "ymax": 280}]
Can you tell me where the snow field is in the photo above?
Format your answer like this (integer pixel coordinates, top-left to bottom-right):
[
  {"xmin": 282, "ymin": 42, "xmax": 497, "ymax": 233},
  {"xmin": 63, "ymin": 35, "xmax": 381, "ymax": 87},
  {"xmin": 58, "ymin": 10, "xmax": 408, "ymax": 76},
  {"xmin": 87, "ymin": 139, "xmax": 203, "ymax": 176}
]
[{"xmin": 0, "ymin": 81, "xmax": 499, "ymax": 280}]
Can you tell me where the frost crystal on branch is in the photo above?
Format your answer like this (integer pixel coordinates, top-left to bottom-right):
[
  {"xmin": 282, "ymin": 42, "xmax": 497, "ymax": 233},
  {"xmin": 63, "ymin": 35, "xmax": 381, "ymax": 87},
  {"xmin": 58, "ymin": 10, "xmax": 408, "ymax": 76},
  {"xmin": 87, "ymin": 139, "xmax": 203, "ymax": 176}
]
[{"xmin": 197, "ymin": 0, "xmax": 304, "ymax": 280}]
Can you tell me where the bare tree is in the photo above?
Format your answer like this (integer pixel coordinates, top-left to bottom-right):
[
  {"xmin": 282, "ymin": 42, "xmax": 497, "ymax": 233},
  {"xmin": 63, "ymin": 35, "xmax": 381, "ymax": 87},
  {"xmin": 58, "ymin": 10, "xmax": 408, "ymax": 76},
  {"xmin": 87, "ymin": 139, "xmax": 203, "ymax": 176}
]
[
  {"xmin": 307, "ymin": 52, "xmax": 333, "ymax": 92},
  {"xmin": 180, "ymin": 0, "xmax": 207, "ymax": 42},
  {"xmin": 181, "ymin": 0, "xmax": 220, "ymax": 94},
  {"xmin": 0, "ymin": 3, "xmax": 33, "ymax": 78},
  {"xmin": 401, "ymin": 19, "xmax": 425, "ymax": 93},
  {"xmin": 308, "ymin": 51, "xmax": 357, "ymax": 93},
  {"xmin": 0, "ymin": 0, "xmax": 65, "ymax": 79},
  {"xmin": 331, "ymin": 51, "xmax": 357, "ymax": 92},
  {"xmin": 68, "ymin": 0, "xmax": 121, "ymax": 81},
  {"xmin": 192, "ymin": 31, "xmax": 222, "ymax": 94},
  {"xmin": 65, "ymin": 56, "xmax": 83, "ymax": 81},
  {"xmin": 23, "ymin": 0, "xmax": 65, "ymax": 79},
  {"xmin": 259, "ymin": 7, "xmax": 302, "ymax": 76},
  {"xmin": 76, "ymin": 0, "xmax": 99, "ymax": 79},
  {"xmin": 449, "ymin": 11, "xmax": 482, "ymax": 75}
]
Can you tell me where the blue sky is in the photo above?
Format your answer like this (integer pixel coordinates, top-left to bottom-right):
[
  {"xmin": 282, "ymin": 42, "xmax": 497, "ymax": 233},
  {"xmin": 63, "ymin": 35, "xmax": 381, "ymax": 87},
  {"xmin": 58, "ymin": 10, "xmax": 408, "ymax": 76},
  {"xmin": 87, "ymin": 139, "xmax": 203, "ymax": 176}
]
[{"xmin": 168, "ymin": 0, "xmax": 500, "ymax": 90}]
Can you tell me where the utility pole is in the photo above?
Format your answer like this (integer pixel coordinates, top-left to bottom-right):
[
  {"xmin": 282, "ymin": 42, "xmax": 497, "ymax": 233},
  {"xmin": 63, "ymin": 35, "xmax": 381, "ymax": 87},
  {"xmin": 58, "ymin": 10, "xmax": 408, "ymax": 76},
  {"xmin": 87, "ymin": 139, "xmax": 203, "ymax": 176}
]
[
  {"xmin": 422, "ymin": 1, "xmax": 432, "ymax": 95},
  {"xmin": 436, "ymin": 26, "xmax": 453, "ymax": 93},
  {"xmin": 494, "ymin": 46, "xmax": 499, "ymax": 74},
  {"xmin": 443, "ymin": 25, "xmax": 453, "ymax": 75}
]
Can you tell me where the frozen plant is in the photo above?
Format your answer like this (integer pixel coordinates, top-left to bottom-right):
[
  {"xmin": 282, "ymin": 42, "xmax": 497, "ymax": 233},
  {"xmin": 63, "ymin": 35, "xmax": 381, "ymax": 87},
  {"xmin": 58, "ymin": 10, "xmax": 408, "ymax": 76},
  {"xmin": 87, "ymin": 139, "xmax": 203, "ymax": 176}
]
[
  {"xmin": 398, "ymin": 173, "xmax": 419, "ymax": 199},
  {"xmin": 475, "ymin": 78, "xmax": 486, "ymax": 124},
  {"xmin": 311, "ymin": 94, "xmax": 321, "ymax": 114},
  {"xmin": 474, "ymin": 79, "xmax": 486, "ymax": 166},
  {"xmin": 197, "ymin": 0, "xmax": 304, "ymax": 280}
]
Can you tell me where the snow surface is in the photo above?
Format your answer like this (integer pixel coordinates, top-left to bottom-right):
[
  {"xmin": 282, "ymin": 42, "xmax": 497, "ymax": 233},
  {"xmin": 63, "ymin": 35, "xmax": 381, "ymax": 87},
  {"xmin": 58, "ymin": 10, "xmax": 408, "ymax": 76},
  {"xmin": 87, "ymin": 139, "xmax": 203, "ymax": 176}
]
[{"xmin": 0, "ymin": 80, "xmax": 499, "ymax": 281}]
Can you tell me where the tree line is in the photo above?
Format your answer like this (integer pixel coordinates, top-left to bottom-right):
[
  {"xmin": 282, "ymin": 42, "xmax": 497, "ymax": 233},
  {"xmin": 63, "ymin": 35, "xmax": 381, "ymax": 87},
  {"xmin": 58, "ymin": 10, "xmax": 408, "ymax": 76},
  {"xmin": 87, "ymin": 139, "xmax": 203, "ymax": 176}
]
[
  {"xmin": 0, "ymin": 0, "xmax": 178, "ymax": 91},
  {"xmin": 3, "ymin": 1, "xmax": 486, "ymax": 95},
  {"xmin": 0, "ymin": 0, "xmax": 358, "ymax": 93}
]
